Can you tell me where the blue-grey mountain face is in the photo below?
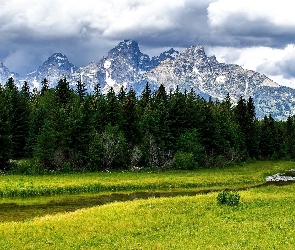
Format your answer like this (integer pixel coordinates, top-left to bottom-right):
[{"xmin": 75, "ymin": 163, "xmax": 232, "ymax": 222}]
[
  {"xmin": 0, "ymin": 61, "xmax": 19, "ymax": 85},
  {"xmin": 24, "ymin": 53, "xmax": 78, "ymax": 89},
  {"xmin": 3, "ymin": 39, "xmax": 295, "ymax": 120},
  {"xmin": 145, "ymin": 45, "xmax": 295, "ymax": 120},
  {"xmin": 96, "ymin": 40, "xmax": 151, "ymax": 93},
  {"xmin": 93, "ymin": 40, "xmax": 180, "ymax": 93},
  {"xmin": 150, "ymin": 48, "xmax": 179, "ymax": 68}
]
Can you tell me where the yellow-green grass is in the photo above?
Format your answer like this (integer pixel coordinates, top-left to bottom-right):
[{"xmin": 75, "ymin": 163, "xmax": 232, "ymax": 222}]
[
  {"xmin": 0, "ymin": 161, "xmax": 293, "ymax": 199},
  {"xmin": 0, "ymin": 184, "xmax": 295, "ymax": 249}
]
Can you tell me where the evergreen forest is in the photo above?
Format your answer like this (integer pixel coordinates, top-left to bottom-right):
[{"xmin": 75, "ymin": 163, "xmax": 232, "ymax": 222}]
[{"xmin": 1, "ymin": 77, "xmax": 295, "ymax": 173}]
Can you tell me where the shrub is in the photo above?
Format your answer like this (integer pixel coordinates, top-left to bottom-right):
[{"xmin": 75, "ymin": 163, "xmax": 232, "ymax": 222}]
[
  {"xmin": 9, "ymin": 158, "xmax": 44, "ymax": 175},
  {"xmin": 172, "ymin": 151, "xmax": 198, "ymax": 170},
  {"xmin": 217, "ymin": 190, "xmax": 240, "ymax": 206},
  {"xmin": 227, "ymin": 191, "xmax": 240, "ymax": 206},
  {"xmin": 217, "ymin": 190, "xmax": 228, "ymax": 205}
]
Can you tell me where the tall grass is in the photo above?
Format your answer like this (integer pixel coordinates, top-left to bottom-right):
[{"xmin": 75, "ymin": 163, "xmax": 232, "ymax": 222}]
[
  {"xmin": 0, "ymin": 184, "xmax": 295, "ymax": 249},
  {"xmin": 0, "ymin": 161, "xmax": 292, "ymax": 198}
]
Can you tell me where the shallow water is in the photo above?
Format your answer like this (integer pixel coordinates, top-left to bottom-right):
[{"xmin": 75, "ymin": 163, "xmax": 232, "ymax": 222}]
[
  {"xmin": 1, "ymin": 181, "xmax": 292, "ymax": 223},
  {"xmin": 0, "ymin": 191, "xmax": 203, "ymax": 222}
]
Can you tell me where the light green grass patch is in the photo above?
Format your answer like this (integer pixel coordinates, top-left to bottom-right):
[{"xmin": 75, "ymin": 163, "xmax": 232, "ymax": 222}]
[
  {"xmin": 0, "ymin": 184, "xmax": 295, "ymax": 249},
  {"xmin": 0, "ymin": 161, "xmax": 293, "ymax": 198}
]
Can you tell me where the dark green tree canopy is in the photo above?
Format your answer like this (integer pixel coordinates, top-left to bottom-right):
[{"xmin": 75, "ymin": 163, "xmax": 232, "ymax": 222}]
[{"xmin": 0, "ymin": 76, "xmax": 293, "ymax": 172}]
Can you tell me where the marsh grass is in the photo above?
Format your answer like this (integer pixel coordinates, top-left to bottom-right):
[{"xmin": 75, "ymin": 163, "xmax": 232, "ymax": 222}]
[
  {"xmin": 0, "ymin": 161, "xmax": 295, "ymax": 249},
  {"xmin": 0, "ymin": 161, "xmax": 292, "ymax": 198},
  {"xmin": 0, "ymin": 184, "xmax": 295, "ymax": 249}
]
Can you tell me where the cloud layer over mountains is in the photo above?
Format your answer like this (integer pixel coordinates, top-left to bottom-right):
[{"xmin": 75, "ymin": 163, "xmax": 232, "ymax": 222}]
[{"xmin": 1, "ymin": 0, "xmax": 295, "ymax": 88}]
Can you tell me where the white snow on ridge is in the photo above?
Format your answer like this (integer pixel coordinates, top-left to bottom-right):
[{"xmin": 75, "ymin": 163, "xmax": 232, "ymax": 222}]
[
  {"xmin": 216, "ymin": 75, "xmax": 226, "ymax": 83},
  {"xmin": 104, "ymin": 60, "xmax": 112, "ymax": 69},
  {"xmin": 105, "ymin": 71, "xmax": 116, "ymax": 87},
  {"xmin": 262, "ymin": 78, "xmax": 279, "ymax": 87}
]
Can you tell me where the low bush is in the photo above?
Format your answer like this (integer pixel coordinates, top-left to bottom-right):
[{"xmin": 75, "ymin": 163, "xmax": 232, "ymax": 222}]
[
  {"xmin": 217, "ymin": 190, "xmax": 240, "ymax": 206},
  {"xmin": 172, "ymin": 151, "xmax": 198, "ymax": 170},
  {"xmin": 9, "ymin": 158, "xmax": 44, "ymax": 175}
]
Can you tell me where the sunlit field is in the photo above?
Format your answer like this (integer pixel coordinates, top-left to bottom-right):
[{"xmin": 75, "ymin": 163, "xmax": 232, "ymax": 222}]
[
  {"xmin": 0, "ymin": 161, "xmax": 292, "ymax": 198},
  {"xmin": 0, "ymin": 185, "xmax": 295, "ymax": 249},
  {"xmin": 0, "ymin": 161, "xmax": 295, "ymax": 249}
]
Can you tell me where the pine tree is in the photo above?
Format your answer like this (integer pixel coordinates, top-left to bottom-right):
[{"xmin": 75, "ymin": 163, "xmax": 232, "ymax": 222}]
[
  {"xmin": 121, "ymin": 88, "xmax": 139, "ymax": 145},
  {"xmin": 21, "ymin": 81, "xmax": 30, "ymax": 99},
  {"xmin": 94, "ymin": 82, "xmax": 101, "ymax": 97},
  {"xmin": 40, "ymin": 78, "xmax": 49, "ymax": 96},
  {"xmin": 105, "ymin": 87, "xmax": 121, "ymax": 126},
  {"xmin": 284, "ymin": 116, "xmax": 295, "ymax": 159},
  {"xmin": 246, "ymin": 96, "xmax": 259, "ymax": 157},
  {"xmin": 76, "ymin": 79, "xmax": 86, "ymax": 101},
  {"xmin": 34, "ymin": 120, "xmax": 56, "ymax": 169},
  {"xmin": 55, "ymin": 78, "xmax": 72, "ymax": 105},
  {"xmin": 167, "ymin": 86, "xmax": 188, "ymax": 148},
  {"xmin": 234, "ymin": 96, "xmax": 258, "ymax": 158},
  {"xmin": 65, "ymin": 95, "xmax": 93, "ymax": 169},
  {"xmin": 154, "ymin": 84, "xmax": 167, "ymax": 105},
  {"xmin": 259, "ymin": 115, "xmax": 279, "ymax": 158},
  {"xmin": 117, "ymin": 85, "xmax": 126, "ymax": 103},
  {"xmin": 139, "ymin": 82, "xmax": 152, "ymax": 109},
  {"xmin": 0, "ymin": 89, "xmax": 12, "ymax": 168},
  {"xmin": 3, "ymin": 77, "xmax": 30, "ymax": 159}
]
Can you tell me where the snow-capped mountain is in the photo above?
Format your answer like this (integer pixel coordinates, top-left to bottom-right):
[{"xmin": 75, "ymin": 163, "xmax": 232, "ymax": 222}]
[
  {"xmin": 93, "ymin": 40, "xmax": 181, "ymax": 93},
  {"xmin": 145, "ymin": 45, "xmax": 295, "ymax": 120},
  {"xmin": 71, "ymin": 61, "xmax": 99, "ymax": 92},
  {"xmin": 147, "ymin": 45, "xmax": 278, "ymax": 97},
  {"xmin": 150, "ymin": 48, "xmax": 179, "ymax": 68},
  {"xmin": 24, "ymin": 53, "xmax": 78, "ymax": 89},
  {"xmin": 95, "ymin": 40, "xmax": 150, "ymax": 93},
  {"xmin": 2, "ymin": 39, "xmax": 295, "ymax": 120}
]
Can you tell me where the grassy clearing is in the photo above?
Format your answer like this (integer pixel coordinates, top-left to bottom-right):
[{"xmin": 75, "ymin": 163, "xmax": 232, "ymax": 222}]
[
  {"xmin": 0, "ymin": 184, "xmax": 295, "ymax": 249},
  {"xmin": 0, "ymin": 161, "xmax": 293, "ymax": 198}
]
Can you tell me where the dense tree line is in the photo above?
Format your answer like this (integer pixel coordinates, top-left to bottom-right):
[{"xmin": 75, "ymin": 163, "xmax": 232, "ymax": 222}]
[{"xmin": 0, "ymin": 77, "xmax": 295, "ymax": 172}]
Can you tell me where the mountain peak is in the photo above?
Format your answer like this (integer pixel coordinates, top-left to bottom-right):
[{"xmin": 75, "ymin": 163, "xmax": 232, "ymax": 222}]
[
  {"xmin": 181, "ymin": 45, "xmax": 206, "ymax": 57},
  {"xmin": 47, "ymin": 53, "xmax": 68, "ymax": 62},
  {"xmin": 122, "ymin": 39, "xmax": 138, "ymax": 47},
  {"xmin": 109, "ymin": 40, "xmax": 141, "ymax": 57},
  {"xmin": 42, "ymin": 53, "xmax": 75, "ymax": 69}
]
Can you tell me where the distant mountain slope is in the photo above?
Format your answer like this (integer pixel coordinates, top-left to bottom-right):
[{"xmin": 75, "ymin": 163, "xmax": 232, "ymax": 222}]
[
  {"xmin": 2, "ymin": 40, "xmax": 295, "ymax": 120},
  {"xmin": 145, "ymin": 45, "xmax": 294, "ymax": 119},
  {"xmin": 24, "ymin": 53, "xmax": 78, "ymax": 89},
  {"xmin": 0, "ymin": 61, "xmax": 19, "ymax": 85}
]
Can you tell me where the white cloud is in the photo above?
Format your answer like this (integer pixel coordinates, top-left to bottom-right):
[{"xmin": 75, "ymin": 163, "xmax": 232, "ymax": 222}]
[
  {"xmin": 208, "ymin": 0, "xmax": 295, "ymax": 27},
  {"xmin": 207, "ymin": 0, "xmax": 295, "ymax": 48},
  {"xmin": 0, "ymin": 0, "xmax": 188, "ymax": 39},
  {"xmin": 0, "ymin": 0, "xmax": 213, "ymax": 74},
  {"xmin": 207, "ymin": 44, "xmax": 295, "ymax": 88}
]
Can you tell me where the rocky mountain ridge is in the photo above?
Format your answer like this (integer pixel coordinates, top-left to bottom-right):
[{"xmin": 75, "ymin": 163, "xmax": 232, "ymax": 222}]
[{"xmin": 1, "ymin": 40, "xmax": 295, "ymax": 120}]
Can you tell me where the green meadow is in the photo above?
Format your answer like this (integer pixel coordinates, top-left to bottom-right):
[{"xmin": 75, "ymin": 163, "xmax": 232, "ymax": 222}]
[{"xmin": 0, "ymin": 161, "xmax": 295, "ymax": 249}]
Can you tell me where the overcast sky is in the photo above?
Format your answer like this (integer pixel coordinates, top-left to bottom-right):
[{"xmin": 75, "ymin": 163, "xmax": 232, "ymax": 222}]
[{"xmin": 1, "ymin": 0, "xmax": 295, "ymax": 88}]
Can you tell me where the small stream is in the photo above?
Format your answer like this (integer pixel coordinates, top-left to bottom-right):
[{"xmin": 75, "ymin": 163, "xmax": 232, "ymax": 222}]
[
  {"xmin": 0, "ymin": 190, "xmax": 204, "ymax": 222},
  {"xmin": 1, "ymin": 179, "xmax": 294, "ymax": 223}
]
